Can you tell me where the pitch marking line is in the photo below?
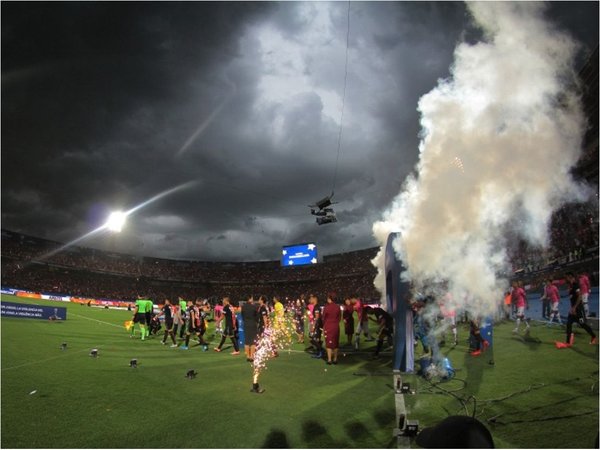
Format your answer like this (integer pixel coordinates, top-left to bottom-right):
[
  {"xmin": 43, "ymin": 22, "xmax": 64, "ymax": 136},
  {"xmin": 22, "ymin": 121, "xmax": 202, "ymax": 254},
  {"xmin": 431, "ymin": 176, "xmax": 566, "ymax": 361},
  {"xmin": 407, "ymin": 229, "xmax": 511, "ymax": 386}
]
[
  {"xmin": 70, "ymin": 312, "xmax": 123, "ymax": 329},
  {"xmin": 2, "ymin": 348, "xmax": 89, "ymax": 371}
]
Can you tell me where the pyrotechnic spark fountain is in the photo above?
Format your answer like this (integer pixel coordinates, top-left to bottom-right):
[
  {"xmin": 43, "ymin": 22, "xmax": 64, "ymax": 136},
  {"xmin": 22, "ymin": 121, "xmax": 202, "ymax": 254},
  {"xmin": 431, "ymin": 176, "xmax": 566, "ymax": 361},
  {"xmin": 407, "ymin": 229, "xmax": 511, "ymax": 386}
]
[
  {"xmin": 34, "ymin": 180, "xmax": 198, "ymax": 262},
  {"xmin": 251, "ymin": 309, "xmax": 297, "ymax": 393}
]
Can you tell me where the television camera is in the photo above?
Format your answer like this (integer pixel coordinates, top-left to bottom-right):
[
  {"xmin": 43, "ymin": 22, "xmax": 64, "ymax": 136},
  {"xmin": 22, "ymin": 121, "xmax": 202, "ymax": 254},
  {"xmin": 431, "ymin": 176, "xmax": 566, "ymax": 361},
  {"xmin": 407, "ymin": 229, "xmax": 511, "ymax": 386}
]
[{"xmin": 309, "ymin": 193, "xmax": 338, "ymax": 225}]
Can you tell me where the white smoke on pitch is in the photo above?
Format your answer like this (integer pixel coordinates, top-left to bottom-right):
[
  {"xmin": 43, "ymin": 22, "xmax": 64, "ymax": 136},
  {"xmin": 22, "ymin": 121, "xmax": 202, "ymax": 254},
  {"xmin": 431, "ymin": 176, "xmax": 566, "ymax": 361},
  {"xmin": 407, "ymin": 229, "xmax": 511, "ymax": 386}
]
[{"xmin": 372, "ymin": 2, "xmax": 588, "ymax": 317}]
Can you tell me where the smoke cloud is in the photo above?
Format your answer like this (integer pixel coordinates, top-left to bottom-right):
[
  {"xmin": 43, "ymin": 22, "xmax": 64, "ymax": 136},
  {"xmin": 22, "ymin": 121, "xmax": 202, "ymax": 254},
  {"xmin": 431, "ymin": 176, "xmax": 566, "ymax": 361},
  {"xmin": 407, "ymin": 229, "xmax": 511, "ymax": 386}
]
[{"xmin": 372, "ymin": 2, "xmax": 588, "ymax": 317}]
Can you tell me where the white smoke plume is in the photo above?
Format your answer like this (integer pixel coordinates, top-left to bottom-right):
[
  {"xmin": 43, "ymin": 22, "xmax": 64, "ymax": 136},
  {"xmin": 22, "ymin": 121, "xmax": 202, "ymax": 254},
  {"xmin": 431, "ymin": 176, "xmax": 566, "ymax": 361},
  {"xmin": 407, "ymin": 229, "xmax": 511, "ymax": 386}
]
[{"xmin": 372, "ymin": 2, "xmax": 588, "ymax": 317}]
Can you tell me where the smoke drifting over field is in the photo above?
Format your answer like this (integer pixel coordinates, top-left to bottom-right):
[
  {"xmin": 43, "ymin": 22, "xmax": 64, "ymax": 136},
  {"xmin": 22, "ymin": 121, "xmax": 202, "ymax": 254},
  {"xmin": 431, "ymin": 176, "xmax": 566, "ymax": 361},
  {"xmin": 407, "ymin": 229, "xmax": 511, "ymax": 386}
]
[{"xmin": 372, "ymin": 2, "xmax": 588, "ymax": 316}]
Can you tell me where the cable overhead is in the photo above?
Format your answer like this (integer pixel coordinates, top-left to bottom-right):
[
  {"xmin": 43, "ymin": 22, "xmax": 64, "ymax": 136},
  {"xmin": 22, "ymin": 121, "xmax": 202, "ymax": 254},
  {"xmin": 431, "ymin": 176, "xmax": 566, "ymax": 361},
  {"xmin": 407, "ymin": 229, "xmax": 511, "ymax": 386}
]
[
  {"xmin": 308, "ymin": 1, "xmax": 350, "ymax": 226},
  {"xmin": 331, "ymin": 0, "xmax": 351, "ymax": 196}
]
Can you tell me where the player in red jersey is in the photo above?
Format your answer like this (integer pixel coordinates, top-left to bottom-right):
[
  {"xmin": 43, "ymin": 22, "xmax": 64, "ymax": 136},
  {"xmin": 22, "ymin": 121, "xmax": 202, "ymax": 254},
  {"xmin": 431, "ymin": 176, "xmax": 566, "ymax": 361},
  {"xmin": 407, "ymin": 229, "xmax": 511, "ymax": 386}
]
[
  {"xmin": 511, "ymin": 281, "xmax": 530, "ymax": 334},
  {"xmin": 542, "ymin": 278, "xmax": 562, "ymax": 325},
  {"xmin": 578, "ymin": 272, "xmax": 591, "ymax": 318}
]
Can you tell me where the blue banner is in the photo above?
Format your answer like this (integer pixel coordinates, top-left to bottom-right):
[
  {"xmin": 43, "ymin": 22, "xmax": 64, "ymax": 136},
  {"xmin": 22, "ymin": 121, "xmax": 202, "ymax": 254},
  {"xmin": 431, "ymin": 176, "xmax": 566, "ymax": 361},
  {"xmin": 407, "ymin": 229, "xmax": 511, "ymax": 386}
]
[
  {"xmin": 237, "ymin": 312, "xmax": 245, "ymax": 349},
  {"xmin": 480, "ymin": 316, "xmax": 493, "ymax": 348},
  {"xmin": 1, "ymin": 301, "xmax": 67, "ymax": 320}
]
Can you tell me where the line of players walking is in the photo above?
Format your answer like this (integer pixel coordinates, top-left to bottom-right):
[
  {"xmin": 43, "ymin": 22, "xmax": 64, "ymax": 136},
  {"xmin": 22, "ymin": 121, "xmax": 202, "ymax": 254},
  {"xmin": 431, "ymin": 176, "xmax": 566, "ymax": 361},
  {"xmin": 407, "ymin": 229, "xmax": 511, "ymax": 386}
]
[
  {"xmin": 410, "ymin": 270, "xmax": 598, "ymax": 362},
  {"xmin": 505, "ymin": 272, "xmax": 597, "ymax": 348},
  {"xmin": 127, "ymin": 270, "xmax": 596, "ymax": 365},
  {"xmin": 127, "ymin": 292, "xmax": 395, "ymax": 363}
]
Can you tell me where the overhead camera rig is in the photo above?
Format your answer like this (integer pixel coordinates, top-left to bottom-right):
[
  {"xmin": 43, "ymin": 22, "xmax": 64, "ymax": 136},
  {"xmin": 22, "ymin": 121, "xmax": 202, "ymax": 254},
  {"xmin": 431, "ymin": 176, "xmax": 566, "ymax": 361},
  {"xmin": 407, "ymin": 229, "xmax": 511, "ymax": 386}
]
[{"xmin": 309, "ymin": 193, "xmax": 338, "ymax": 225}]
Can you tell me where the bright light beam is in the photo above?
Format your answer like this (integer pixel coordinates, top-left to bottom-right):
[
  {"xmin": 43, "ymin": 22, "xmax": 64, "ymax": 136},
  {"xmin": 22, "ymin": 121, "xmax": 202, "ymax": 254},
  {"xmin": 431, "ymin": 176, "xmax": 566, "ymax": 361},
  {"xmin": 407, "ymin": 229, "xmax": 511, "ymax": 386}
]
[
  {"xmin": 175, "ymin": 80, "xmax": 237, "ymax": 159},
  {"xmin": 106, "ymin": 211, "xmax": 126, "ymax": 232},
  {"xmin": 33, "ymin": 180, "xmax": 198, "ymax": 262},
  {"xmin": 123, "ymin": 180, "xmax": 197, "ymax": 216}
]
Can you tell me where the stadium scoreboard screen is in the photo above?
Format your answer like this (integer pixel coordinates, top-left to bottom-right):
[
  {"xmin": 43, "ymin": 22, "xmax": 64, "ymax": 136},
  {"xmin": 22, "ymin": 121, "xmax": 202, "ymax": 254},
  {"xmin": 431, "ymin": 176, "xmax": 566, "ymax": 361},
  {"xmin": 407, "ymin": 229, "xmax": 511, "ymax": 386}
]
[{"xmin": 281, "ymin": 243, "xmax": 318, "ymax": 266}]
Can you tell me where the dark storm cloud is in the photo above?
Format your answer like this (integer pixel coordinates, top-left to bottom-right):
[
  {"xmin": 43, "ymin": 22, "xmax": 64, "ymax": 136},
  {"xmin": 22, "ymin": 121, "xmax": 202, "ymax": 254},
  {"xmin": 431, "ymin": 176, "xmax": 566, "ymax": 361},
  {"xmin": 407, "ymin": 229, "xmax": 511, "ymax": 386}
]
[
  {"xmin": 2, "ymin": 2, "xmax": 597, "ymax": 262},
  {"xmin": 2, "ymin": 2, "xmax": 272, "ymax": 242}
]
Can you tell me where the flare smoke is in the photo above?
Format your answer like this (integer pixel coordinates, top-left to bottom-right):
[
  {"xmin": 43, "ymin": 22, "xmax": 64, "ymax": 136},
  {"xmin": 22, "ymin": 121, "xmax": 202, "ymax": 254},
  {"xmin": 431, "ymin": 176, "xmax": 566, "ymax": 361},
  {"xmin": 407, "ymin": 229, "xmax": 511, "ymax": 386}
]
[{"xmin": 372, "ymin": 2, "xmax": 588, "ymax": 316}]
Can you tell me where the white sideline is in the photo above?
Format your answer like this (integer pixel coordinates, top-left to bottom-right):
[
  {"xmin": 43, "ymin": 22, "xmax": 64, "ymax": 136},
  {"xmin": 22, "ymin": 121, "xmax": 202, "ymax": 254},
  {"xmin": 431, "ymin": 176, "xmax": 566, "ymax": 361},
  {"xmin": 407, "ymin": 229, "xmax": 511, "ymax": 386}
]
[
  {"xmin": 70, "ymin": 312, "xmax": 123, "ymax": 328},
  {"xmin": 2, "ymin": 348, "xmax": 89, "ymax": 371}
]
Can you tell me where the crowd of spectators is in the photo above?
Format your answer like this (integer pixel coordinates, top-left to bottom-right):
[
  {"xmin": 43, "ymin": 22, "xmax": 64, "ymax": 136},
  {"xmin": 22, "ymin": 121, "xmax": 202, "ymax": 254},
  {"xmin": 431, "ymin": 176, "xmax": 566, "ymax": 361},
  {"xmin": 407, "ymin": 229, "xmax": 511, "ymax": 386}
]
[
  {"xmin": 1, "ymin": 230, "xmax": 377, "ymax": 283},
  {"xmin": 509, "ymin": 199, "xmax": 599, "ymax": 273},
  {"xmin": 1, "ymin": 230, "xmax": 380, "ymax": 303}
]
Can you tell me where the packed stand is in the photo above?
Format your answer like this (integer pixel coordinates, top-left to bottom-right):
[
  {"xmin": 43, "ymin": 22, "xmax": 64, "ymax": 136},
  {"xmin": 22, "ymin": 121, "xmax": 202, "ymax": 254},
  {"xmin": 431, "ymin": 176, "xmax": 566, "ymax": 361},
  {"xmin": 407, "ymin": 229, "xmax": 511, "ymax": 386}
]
[{"xmin": 1, "ymin": 230, "xmax": 380, "ymax": 303}]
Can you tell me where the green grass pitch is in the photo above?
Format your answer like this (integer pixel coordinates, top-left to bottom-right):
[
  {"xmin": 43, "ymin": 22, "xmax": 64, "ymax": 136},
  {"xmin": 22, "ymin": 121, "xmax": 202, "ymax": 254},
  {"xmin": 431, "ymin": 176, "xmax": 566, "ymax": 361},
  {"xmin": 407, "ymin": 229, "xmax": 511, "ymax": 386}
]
[{"xmin": 1, "ymin": 295, "xmax": 598, "ymax": 448}]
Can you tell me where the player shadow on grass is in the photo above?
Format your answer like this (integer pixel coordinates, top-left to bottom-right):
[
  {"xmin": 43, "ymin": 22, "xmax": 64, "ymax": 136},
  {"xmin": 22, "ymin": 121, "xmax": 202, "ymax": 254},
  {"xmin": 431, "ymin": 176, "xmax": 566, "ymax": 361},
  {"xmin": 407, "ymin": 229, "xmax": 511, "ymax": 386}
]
[
  {"xmin": 301, "ymin": 420, "xmax": 349, "ymax": 448},
  {"xmin": 511, "ymin": 332, "xmax": 543, "ymax": 351},
  {"xmin": 463, "ymin": 349, "xmax": 485, "ymax": 397},
  {"xmin": 564, "ymin": 339, "xmax": 600, "ymax": 361},
  {"xmin": 261, "ymin": 429, "xmax": 290, "ymax": 448},
  {"xmin": 344, "ymin": 420, "xmax": 393, "ymax": 448}
]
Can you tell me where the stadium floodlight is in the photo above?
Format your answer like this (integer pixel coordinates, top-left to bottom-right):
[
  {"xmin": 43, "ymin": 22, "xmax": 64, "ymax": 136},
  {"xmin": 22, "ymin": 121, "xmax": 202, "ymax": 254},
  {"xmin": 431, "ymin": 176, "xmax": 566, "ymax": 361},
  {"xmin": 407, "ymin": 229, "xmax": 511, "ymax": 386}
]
[
  {"xmin": 106, "ymin": 211, "xmax": 126, "ymax": 232},
  {"xmin": 34, "ymin": 180, "xmax": 198, "ymax": 263}
]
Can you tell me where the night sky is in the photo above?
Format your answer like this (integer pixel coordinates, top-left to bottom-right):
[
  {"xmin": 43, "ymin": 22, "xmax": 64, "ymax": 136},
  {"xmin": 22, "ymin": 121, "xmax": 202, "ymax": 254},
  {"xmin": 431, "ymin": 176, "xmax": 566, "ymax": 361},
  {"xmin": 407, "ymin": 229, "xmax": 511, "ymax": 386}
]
[{"xmin": 2, "ymin": 2, "xmax": 598, "ymax": 261}]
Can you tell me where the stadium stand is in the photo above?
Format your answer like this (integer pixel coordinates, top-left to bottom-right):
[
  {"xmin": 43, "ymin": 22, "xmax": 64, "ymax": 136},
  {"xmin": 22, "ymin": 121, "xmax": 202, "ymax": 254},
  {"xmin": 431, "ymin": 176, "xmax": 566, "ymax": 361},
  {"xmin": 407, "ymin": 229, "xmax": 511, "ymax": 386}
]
[{"xmin": 0, "ymin": 230, "xmax": 380, "ymax": 303}]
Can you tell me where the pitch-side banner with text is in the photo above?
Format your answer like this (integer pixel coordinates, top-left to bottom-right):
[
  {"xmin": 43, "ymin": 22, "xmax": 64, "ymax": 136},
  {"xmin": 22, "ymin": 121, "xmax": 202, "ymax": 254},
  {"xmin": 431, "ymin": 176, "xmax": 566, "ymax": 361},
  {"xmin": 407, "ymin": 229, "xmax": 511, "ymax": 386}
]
[{"xmin": 1, "ymin": 301, "xmax": 67, "ymax": 320}]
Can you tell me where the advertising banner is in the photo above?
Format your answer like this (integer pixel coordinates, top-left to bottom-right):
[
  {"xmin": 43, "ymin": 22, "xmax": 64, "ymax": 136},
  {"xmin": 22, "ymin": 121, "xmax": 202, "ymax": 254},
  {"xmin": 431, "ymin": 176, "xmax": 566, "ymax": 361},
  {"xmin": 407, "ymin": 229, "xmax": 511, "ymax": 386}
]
[
  {"xmin": 71, "ymin": 297, "xmax": 132, "ymax": 308},
  {"xmin": 16, "ymin": 291, "xmax": 42, "ymax": 299},
  {"xmin": 41, "ymin": 294, "xmax": 71, "ymax": 302},
  {"xmin": 1, "ymin": 301, "xmax": 67, "ymax": 320}
]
